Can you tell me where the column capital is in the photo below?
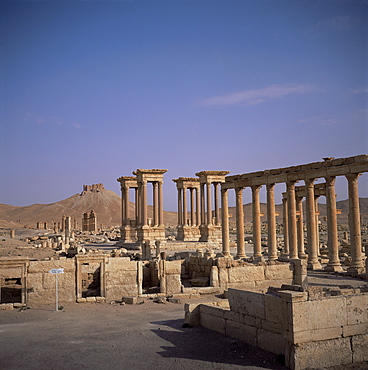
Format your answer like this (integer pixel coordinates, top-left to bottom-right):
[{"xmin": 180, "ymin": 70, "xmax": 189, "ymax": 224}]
[{"xmin": 345, "ymin": 173, "xmax": 361, "ymax": 182}]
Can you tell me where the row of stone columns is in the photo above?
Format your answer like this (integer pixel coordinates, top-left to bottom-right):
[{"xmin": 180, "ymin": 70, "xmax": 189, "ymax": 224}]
[{"xmin": 221, "ymin": 169, "xmax": 366, "ymax": 274}]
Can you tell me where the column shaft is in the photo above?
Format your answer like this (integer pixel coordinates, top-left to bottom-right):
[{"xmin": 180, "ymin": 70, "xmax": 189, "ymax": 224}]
[
  {"xmin": 346, "ymin": 173, "xmax": 364, "ymax": 272},
  {"xmin": 266, "ymin": 184, "xmax": 277, "ymax": 260},
  {"xmin": 158, "ymin": 181, "xmax": 164, "ymax": 227},
  {"xmin": 141, "ymin": 181, "xmax": 148, "ymax": 227},
  {"xmin": 236, "ymin": 187, "xmax": 245, "ymax": 258},
  {"xmin": 305, "ymin": 179, "xmax": 321, "ymax": 269},
  {"xmin": 196, "ymin": 188, "xmax": 200, "ymax": 226},
  {"xmin": 282, "ymin": 198, "xmax": 289, "ymax": 255},
  {"xmin": 206, "ymin": 182, "xmax": 212, "ymax": 225},
  {"xmin": 178, "ymin": 188, "xmax": 182, "ymax": 226},
  {"xmin": 287, "ymin": 181, "xmax": 298, "ymax": 259},
  {"xmin": 153, "ymin": 182, "xmax": 159, "ymax": 227},
  {"xmin": 190, "ymin": 188, "xmax": 195, "ymax": 226},
  {"xmin": 183, "ymin": 186, "xmax": 188, "ymax": 227},
  {"xmin": 325, "ymin": 176, "xmax": 342, "ymax": 271},
  {"xmin": 221, "ymin": 187, "xmax": 230, "ymax": 256},
  {"xmin": 214, "ymin": 183, "xmax": 220, "ymax": 225},
  {"xmin": 252, "ymin": 185, "xmax": 262, "ymax": 258},
  {"xmin": 296, "ymin": 196, "xmax": 305, "ymax": 258}
]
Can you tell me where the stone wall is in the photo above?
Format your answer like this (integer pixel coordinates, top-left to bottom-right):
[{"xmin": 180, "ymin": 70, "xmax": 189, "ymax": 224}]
[
  {"xmin": 184, "ymin": 256, "xmax": 294, "ymax": 292},
  {"xmin": 184, "ymin": 287, "xmax": 368, "ymax": 369},
  {"xmin": 0, "ymin": 257, "xmax": 183, "ymax": 308}
]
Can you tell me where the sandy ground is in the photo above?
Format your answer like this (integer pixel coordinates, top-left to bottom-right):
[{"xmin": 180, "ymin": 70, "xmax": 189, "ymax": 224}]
[{"xmin": 0, "ymin": 296, "xmax": 288, "ymax": 370}]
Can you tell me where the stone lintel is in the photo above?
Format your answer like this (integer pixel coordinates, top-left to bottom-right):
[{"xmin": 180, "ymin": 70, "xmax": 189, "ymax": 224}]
[
  {"xmin": 224, "ymin": 155, "xmax": 368, "ymax": 189},
  {"xmin": 172, "ymin": 177, "xmax": 200, "ymax": 188},
  {"xmin": 195, "ymin": 170, "xmax": 230, "ymax": 183}
]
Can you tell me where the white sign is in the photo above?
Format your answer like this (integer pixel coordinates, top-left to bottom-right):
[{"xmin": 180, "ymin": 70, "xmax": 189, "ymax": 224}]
[{"xmin": 49, "ymin": 268, "xmax": 64, "ymax": 274}]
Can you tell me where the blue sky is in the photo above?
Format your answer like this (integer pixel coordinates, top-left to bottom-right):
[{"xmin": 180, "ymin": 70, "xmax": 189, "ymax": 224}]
[{"xmin": 1, "ymin": 0, "xmax": 367, "ymax": 211}]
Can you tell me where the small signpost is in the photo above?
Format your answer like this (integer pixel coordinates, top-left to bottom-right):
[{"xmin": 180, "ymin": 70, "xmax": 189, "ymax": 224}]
[{"xmin": 49, "ymin": 268, "xmax": 64, "ymax": 311}]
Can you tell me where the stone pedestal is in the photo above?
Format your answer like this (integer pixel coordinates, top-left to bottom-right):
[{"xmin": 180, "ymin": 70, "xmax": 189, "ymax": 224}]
[{"xmin": 199, "ymin": 225, "xmax": 222, "ymax": 243}]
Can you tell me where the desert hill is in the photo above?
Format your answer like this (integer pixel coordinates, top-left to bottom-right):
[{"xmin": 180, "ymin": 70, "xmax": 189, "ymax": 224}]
[
  {"xmin": 0, "ymin": 183, "xmax": 367, "ymax": 229},
  {"xmin": 0, "ymin": 184, "xmax": 178, "ymax": 228}
]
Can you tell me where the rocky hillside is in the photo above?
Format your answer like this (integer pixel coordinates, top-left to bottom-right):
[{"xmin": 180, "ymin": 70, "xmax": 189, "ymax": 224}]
[{"xmin": 0, "ymin": 184, "xmax": 178, "ymax": 228}]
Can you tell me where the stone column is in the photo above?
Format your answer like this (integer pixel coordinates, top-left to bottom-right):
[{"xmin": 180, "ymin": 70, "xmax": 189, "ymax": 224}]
[
  {"xmin": 190, "ymin": 188, "xmax": 195, "ymax": 226},
  {"xmin": 134, "ymin": 188, "xmax": 139, "ymax": 225},
  {"xmin": 124, "ymin": 186, "xmax": 130, "ymax": 226},
  {"xmin": 196, "ymin": 188, "xmax": 200, "ymax": 226},
  {"xmin": 315, "ymin": 196, "xmax": 320, "ymax": 255},
  {"xmin": 282, "ymin": 197, "xmax": 289, "ymax": 256},
  {"xmin": 266, "ymin": 184, "xmax": 277, "ymax": 261},
  {"xmin": 296, "ymin": 196, "xmax": 306, "ymax": 258},
  {"xmin": 153, "ymin": 182, "xmax": 159, "ymax": 227},
  {"xmin": 221, "ymin": 187, "xmax": 231, "ymax": 257},
  {"xmin": 158, "ymin": 181, "xmax": 164, "ymax": 227},
  {"xmin": 177, "ymin": 188, "xmax": 182, "ymax": 226},
  {"xmin": 214, "ymin": 183, "xmax": 220, "ymax": 225},
  {"xmin": 305, "ymin": 178, "xmax": 321, "ymax": 269},
  {"xmin": 206, "ymin": 182, "xmax": 212, "ymax": 225},
  {"xmin": 183, "ymin": 186, "xmax": 188, "ymax": 227},
  {"xmin": 200, "ymin": 183, "xmax": 205, "ymax": 225},
  {"xmin": 325, "ymin": 176, "xmax": 343, "ymax": 272},
  {"xmin": 235, "ymin": 187, "xmax": 246, "ymax": 258},
  {"xmin": 287, "ymin": 181, "xmax": 298, "ymax": 259},
  {"xmin": 346, "ymin": 173, "xmax": 364, "ymax": 274},
  {"xmin": 141, "ymin": 180, "xmax": 148, "ymax": 227},
  {"xmin": 252, "ymin": 185, "xmax": 262, "ymax": 259},
  {"xmin": 65, "ymin": 216, "xmax": 71, "ymax": 245}
]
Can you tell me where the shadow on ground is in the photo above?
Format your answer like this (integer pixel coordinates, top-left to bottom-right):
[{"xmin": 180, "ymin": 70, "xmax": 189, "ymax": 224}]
[{"xmin": 150, "ymin": 318, "xmax": 286, "ymax": 369}]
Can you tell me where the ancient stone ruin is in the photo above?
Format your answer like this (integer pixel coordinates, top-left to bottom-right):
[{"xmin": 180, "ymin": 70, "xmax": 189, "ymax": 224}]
[{"xmin": 1, "ymin": 155, "xmax": 368, "ymax": 369}]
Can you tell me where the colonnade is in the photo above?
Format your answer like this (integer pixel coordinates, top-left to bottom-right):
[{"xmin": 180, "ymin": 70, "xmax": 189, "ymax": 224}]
[
  {"xmin": 221, "ymin": 155, "xmax": 368, "ymax": 275},
  {"xmin": 117, "ymin": 169, "xmax": 167, "ymax": 243}
]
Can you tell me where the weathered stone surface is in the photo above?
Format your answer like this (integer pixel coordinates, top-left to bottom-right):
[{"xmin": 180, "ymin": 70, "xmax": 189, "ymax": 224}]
[
  {"xmin": 291, "ymin": 297, "xmax": 347, "ymax": 333},
  {"xmin": 200, "ymin": 304, "xmax": 225, "ymax": 318},
  {"xmin": 165, "ymin": 274, "xmax": 181, "ymax": 295},
  {"xmin": 264, "ymin": 264, "xmax": 292, "ymax": 280},
  {"xmin": 225, "ymin": 320, "xmax": 257, "ymax": 346},
  {"xmin": 346, "ymin": 294, "xmax": 368, "ymax": 325},
  {"xmin": 228, "ymin": 265, "xmax": 264, "ymax": 283},
  {"xmin": 257, "ymin": 329, "xmax": 285, "ymax": 355},
  {"xmin": 288, "ymin": 337, "xmax": 352, "ymax": 370},
  {"xmin": 200, "ymin": 313, "xmax": 226, "ymax": 334},
  {"xmin": 228, "ymin": 289, "xmax": 265, "ymax": 319},
  {"xmin": 352, "ymin": 334, "xmax": 368, "ymax": 362}
]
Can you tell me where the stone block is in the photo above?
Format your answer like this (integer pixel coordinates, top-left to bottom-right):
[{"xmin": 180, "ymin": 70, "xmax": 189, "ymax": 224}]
[
  {"xmin": 228, "ymin": 265, "xmax": 264, "ymax": 283},
  {"xmin": 352, "ymin": 334, "xmax": 368, "ymax": 362},
  {"xmin": 164, "ymin": 260, "xmax": 182, "ymax": 275},
  {"xmin": 346, "ymin": 294, "xmax": 368, "ymax": 325},
  {"xmin": 122, "ymin": 296, "xmax": 137, "ymax": 305},
  {"xmin": 0, "ymin": 304, "xmax": 14, "ymax": 310},
  {"xmin": 27, "ymin": 272, "xmax": 43, "ymax": 290},
  {"xmin": 257, "ymin": 329, "xmax": 286, "ymax": 355},
  {"xmin": 165, "ymin": 274, "xmax": 181, "ymax": 295},
  {"xmin": 264, "ymin": 264, "xmax": 292, "ymax": 280},
  {"xmin": 200, "ymin": 312, "xmax": 226, "ymax": 334},
  {"xmin": 287, "ymin": 337, "xmax": 352, "ymax": 370},
  {"xmin": 86, "ymin": 296, "xmax": 96, "ymax": 302},
  {"xmin": 228, "ymin": 289, "xmax": 265, "ymax": 319},
  {"xmin": 184, "ymin": 302, "xmax": 201, "ymax": 313},
  {"xmin": 218, "ymin": 268, "xmax": 228, "ymax": 290},
  {"xmin": 225, "ymin": 320, "xmax": 257, "ymax": 346},
  {"xmin": 106, "ymin": 258, "xmax": 137, "ymax": 271},
  {"xmin": 227, "ymin": 281, "xmax": 256, "ymax": 291},
  {"xmin": 108, "ymin": 270, "xmax": 137, "ymax": 286},
  {"xmin": 343, "ymin": 323, "xmax": 368, "ymax": 337},
  {"xmin": 200, "ymin": 304, "xmax": 225, "ymax": 318},
  {"xmin": 224, "ymin": 310, "xmax": 242, "ymax": 323},
  {"xmin": 289, "ymin": 326, "xmax": 343, "ymax": 344},
  {"xmin": 265, "ymin": 293, "xmax": 285, "ymax": 326},
  {"xmin": 290, "ymin": 297, "xmax": 347, "ymax": 333}
]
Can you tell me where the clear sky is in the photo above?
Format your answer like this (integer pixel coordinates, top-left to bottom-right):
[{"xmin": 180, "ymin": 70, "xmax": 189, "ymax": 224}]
[{"xmin": 1, "ymin": 0, "xmax": 367, "ymax": 211}]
